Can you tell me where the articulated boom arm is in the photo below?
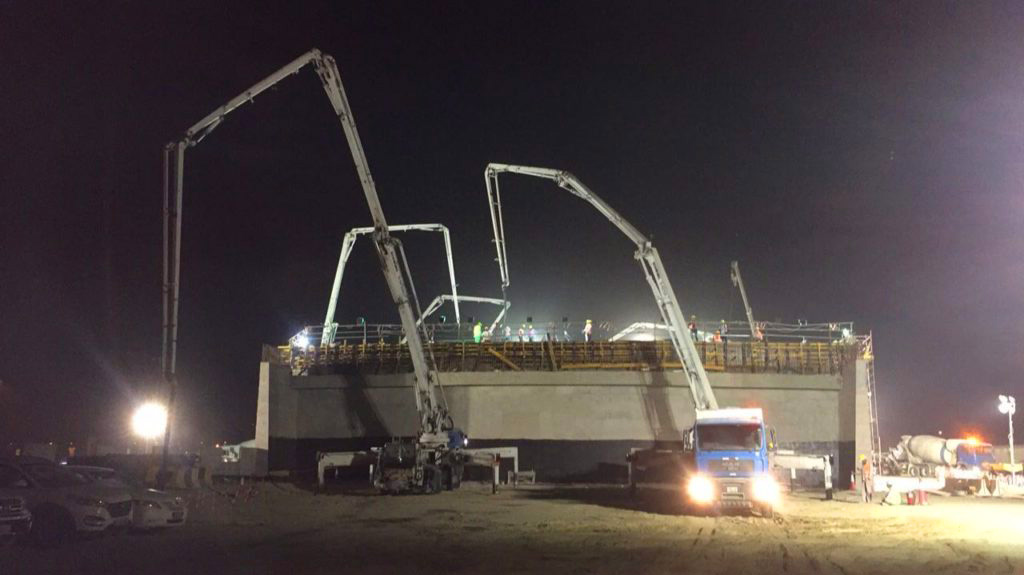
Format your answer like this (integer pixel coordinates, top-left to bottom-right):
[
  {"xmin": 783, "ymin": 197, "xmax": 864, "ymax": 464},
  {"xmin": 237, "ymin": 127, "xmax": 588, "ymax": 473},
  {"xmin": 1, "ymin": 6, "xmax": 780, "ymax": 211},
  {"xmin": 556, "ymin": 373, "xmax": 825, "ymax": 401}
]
[
  {"xmin": 323, "ymin": 223, "xmax": 460, "ymax": 345},
  {"xmin": 730, "ymin": 261, "xmax": 757, "ymax": 338},
  {"xmin": 164, "ymin": 49, "xmax": 450, "ymax": 437},
  {"xmin": 484, "ymin": 163, "xmax": 718, "ymax": 410},
  {"xmin": 418, "ymin": 295, "xmax": 509, "ymax": 332}
]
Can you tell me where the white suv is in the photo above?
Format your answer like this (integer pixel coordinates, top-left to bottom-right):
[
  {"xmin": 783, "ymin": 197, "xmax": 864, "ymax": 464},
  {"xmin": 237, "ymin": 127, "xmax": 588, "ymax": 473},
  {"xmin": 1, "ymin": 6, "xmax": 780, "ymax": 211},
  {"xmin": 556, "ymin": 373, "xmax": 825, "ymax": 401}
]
[{"xmin": 0, "ymin": 457, "xmax": 132, "ymax": 545}]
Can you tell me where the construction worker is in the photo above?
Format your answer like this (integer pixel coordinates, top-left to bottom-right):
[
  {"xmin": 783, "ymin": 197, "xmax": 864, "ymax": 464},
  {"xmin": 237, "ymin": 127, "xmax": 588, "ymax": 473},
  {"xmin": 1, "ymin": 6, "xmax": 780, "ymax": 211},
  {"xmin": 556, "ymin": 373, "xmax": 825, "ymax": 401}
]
[
  {"xmin": 518, "ymin": 324, "xmax": 526, "ymax": 342},
  {"xmin": 583, "ymin": 319, "xmax": 593, "ymax": 343},
  {"xmin": 504, "ymin": 325, "xmax": 512, "ymax": 340},
  {"xmin": 713, "ymin": 330, "xmax": 722, "ymax": 344},
  {"xmin": 528, "ymin": 324, "xmax": 536, "ymax": 342},
  {"xmin": 472, "ymin": 321, "xmax": 483, "ymax": 343},
  {"xmin": 719, "ymin": 319, "xmax": 729, "ymax": 343},
  {"xmin": 860, "ymin": 455, "xmax": 874, "ymax": 503},
  {"xmin": 688, "ymin": 315, "xmax": 698, "ymax": 342}
]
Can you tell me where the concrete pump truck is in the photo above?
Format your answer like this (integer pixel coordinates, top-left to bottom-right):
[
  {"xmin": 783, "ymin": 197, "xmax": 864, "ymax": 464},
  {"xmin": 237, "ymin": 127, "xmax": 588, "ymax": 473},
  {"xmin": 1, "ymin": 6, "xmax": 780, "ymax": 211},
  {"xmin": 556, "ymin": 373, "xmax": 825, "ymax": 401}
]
[
  {"xmin": 162, "ymin": 49, "xmax": 475, "ymax": 494},
  {"xmin": 484, "ymin": 165, "xmax": 829, "ymax": 515}
]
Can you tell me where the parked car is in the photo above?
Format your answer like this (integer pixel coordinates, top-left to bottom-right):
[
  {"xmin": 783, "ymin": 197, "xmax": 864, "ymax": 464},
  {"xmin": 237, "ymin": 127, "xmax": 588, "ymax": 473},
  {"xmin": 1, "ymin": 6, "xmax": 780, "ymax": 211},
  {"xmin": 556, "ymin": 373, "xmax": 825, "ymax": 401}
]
[
  {"xmin": 0, "ymin": 457, "xmax": 132, "ymax": 545},
  {"xmin": 67, "ymin": 465, "xmax": 188, "ymax": 529},
  {"xmin": 0, "ymin": 493, "xmax": 32, "ymax": 544}
]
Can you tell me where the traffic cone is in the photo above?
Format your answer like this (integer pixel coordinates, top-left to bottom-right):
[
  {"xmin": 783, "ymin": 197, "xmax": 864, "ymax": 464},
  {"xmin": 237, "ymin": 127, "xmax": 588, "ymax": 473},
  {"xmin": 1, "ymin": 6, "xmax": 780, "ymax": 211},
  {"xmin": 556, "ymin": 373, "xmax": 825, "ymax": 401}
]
[
  {"xmin": 978, "ymin": 479, "xmax": 991, "ymax": 497},
  {"xmin": 991, "ymin": 478, "xmax": 1003, "ymax": 498},
  {"xmin": 850, "ymin": 471, "xmax": 856, "ymax": 491}
]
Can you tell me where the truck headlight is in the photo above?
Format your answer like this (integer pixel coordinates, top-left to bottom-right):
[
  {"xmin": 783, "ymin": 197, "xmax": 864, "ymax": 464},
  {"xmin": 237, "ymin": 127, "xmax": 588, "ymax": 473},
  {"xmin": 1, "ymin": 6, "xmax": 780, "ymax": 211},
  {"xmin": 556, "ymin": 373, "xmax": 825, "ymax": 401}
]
[
  {"xmin": 752, "ymin": 475, "xmax": 780, "ymax": 505},
  {"xmin": 686, "ymin": 474, "xmax": 715, "ymax": 504}
]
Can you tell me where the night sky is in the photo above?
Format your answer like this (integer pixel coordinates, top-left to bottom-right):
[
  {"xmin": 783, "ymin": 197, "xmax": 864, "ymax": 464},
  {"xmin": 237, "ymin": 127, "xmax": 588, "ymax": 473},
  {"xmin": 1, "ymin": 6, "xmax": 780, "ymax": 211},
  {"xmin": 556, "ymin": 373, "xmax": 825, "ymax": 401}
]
[{"xmin": 3, "ymin": 2, "xmax": 1024, "ymax": 448}]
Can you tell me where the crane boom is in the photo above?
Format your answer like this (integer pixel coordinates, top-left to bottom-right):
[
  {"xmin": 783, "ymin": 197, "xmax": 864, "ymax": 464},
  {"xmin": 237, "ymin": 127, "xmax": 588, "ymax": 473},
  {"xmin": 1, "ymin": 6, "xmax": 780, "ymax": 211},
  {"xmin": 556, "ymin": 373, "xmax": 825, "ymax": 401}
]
[
  {"xmin": 323, "ymin": 223, "xmax": 461, "ymax": 345},
  {"xmin": 484, "ymin": 163, "xmax": 718, "ymax": 410},
  {"xmin": 730, "ymin": 261, "xmax": 757, "ymax": 338},
  {"xmin": 163, "ymin": 49, "xmax": 451, "ymax": 443}
]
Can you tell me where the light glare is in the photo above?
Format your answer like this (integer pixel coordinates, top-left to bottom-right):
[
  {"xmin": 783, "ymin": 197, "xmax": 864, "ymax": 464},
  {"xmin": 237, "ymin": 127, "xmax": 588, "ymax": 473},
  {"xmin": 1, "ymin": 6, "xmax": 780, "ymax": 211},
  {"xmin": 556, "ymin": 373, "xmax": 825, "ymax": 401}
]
[
  {"xmin": 752, "ymin": 475, "xmax": 781, "ymax": 505},
  {"xmin": 132, "ymin": 402, "xmax": 168, "ymax": 440},
  {"xmin": 686, "ymin": 474, "xmax": 715, "ymax": 504}
]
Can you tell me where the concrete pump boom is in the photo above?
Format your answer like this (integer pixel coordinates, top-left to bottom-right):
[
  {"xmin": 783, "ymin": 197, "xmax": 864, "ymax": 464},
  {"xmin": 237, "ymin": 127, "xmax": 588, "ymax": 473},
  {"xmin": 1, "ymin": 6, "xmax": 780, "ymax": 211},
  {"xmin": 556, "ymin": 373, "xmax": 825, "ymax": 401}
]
[
  {"xmin": 163, "ymin": 50, "xmax": 451, "ymax": 451},
  {"xmin": 323, "ymin": 224, "xmax": 460, "ymax": 345},
  {"xmin": 418, "ymin": 295, "xmax": 508, "ymax": 333},
  {"xmin": 730, "ymin": 261, "xmax": 757, "ymax": 338},
  {"xmin": 484, "ymin": 163, "xmax": 719, "ymax": 410}
]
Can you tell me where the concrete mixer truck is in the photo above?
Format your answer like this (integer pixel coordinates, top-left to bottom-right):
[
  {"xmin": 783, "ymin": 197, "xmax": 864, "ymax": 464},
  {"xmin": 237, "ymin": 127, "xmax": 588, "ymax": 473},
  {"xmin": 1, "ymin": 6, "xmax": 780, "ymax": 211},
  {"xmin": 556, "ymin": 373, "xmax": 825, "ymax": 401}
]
[{"xmin": 884, "ymin": 435, "xmax": 994, "ymax": 492}]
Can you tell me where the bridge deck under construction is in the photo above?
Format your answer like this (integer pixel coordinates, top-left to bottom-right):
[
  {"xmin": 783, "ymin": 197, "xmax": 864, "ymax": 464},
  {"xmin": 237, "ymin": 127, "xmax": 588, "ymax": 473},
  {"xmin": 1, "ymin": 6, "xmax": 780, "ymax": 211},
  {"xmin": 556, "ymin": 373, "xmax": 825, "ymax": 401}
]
[{"xmin": 275, "ymin": 340, "xmax": 859, "ymax": 375}]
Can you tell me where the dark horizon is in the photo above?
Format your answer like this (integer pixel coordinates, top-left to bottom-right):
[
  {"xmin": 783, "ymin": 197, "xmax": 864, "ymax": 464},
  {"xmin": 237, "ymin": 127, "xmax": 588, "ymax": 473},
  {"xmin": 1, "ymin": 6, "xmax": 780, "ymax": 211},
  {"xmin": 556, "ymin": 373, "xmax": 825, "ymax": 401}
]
[{"xmin": 3, "ymin": 2, "xmax": 1024, "ymax": 448}]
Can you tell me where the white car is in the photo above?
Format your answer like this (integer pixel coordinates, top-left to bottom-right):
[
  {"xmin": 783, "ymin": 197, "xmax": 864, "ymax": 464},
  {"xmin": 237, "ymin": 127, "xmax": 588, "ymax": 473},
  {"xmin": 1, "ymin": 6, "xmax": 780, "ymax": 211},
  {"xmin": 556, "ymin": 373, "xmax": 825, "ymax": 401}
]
[
  {"xmin": 67, "ymin": 465, "xmax": 187, "ymax": 529},
  {"xmin": 0, "ymin": 457, "xmax": 132, "ymax": 545}
]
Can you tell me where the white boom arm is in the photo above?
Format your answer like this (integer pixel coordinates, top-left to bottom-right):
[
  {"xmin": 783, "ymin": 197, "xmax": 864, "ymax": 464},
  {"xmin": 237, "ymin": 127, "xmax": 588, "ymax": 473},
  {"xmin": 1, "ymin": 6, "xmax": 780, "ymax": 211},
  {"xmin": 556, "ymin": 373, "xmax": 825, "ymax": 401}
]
[
  {"xmin": 609, "ymin": 322, "xmax": 668, "ymax": 342},
  {"xmin": 417, "ymin": 295, "xmax": 508, "ymax": 333},
  {"xmin": 484, "ymin": 163, "xmax": 718, "ymax": 410},
  {"xmin": 164, "ymin": 49, "xmax": 451, "ymax": 437},
  {"xmin": 730, "ymin": 261, "xmax": 757, "ymax": 338},
  {"xmin": 323, "ymin": 223, "xmax": 460, "ymax": 344}
]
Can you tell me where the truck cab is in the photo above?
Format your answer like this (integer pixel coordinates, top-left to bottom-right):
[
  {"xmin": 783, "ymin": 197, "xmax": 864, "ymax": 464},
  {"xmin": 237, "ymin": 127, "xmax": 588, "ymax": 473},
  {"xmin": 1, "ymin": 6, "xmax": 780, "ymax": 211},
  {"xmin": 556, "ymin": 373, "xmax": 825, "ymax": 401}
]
[
  {"xmin": 956, "ymin": 440, "xmax": 995, "ymax": 470},
  {"xmin": 685, "ymin": 408, "xmax": 780, "ymax": 515}
]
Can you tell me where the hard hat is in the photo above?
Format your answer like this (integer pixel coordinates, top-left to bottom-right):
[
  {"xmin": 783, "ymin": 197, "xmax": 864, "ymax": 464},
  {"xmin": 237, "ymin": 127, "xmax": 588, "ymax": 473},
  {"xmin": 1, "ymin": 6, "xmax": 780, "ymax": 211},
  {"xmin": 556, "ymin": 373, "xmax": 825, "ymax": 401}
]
[
  {"xmin": 586, "ymin": 319, "xmax": 592, "ymax": 323},
  {"xmin": 859, "ymin": 455, "xmax": 867, "ymax": 461}
]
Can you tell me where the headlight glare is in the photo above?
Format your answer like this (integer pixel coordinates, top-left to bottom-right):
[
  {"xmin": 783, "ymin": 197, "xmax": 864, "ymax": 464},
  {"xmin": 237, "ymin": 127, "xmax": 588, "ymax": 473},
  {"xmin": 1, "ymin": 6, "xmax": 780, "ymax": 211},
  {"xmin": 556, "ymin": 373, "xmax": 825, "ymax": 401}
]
[
  {"xmin": 752, "ymin": 475, "xmax": 780, "ymax": 504},
  {"xmin": 686, "ymin": 474, "xmax": 715, "ymax": 504}
]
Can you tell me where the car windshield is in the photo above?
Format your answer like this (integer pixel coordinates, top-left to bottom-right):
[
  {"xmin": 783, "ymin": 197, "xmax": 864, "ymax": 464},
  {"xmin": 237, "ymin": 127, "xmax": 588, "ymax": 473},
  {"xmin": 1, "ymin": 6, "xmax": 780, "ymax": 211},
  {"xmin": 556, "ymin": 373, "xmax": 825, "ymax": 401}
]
[
  {"xmin": 697, "ymin": 423, "xmax": 763, "ymax": 451},
  {"xmin": 22, "ymin": 463, "xmax": 89, "ymax": 488}
]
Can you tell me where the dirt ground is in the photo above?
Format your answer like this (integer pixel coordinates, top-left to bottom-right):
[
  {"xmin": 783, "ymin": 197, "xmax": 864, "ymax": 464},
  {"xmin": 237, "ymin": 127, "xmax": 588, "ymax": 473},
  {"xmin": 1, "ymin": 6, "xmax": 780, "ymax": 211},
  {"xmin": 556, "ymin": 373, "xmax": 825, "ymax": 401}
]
[{"xmin": 3, "ymin": 481, "xmax": 1024, "ymax": 575}]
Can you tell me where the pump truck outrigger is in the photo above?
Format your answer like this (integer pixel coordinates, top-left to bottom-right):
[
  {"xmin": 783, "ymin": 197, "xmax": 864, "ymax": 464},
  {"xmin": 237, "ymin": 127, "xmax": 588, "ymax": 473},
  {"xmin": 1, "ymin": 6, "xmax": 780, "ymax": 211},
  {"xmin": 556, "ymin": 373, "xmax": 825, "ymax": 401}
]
[{"xmin": 162, "ymin": 49, "xmax": 480, "ymax": 494}]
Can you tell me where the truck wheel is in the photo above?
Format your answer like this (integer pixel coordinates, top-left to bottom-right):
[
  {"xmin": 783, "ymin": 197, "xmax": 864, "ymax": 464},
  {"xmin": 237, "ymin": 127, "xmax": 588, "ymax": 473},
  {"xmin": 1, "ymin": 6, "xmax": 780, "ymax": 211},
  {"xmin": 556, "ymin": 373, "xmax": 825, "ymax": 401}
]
[{"xmin": 31, "ymin": 506, "xmax": 74, "ymax": 547}]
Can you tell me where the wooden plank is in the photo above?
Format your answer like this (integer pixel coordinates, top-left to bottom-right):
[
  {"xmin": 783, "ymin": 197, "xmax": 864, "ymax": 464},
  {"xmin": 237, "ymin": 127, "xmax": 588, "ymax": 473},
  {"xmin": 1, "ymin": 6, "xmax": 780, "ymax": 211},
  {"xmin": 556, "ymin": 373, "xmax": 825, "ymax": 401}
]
[{"xmin": 486, "ymin": 347, "xmax": 522, "ymax": 371}]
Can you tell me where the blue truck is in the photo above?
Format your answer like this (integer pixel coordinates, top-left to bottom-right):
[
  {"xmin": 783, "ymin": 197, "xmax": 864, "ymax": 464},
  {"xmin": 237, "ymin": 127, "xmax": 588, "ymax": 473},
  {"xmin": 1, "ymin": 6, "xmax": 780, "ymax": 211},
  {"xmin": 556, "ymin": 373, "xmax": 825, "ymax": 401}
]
[{"xmin": 684, "ymin": 408, "xmax": 781, "ymax": 516}]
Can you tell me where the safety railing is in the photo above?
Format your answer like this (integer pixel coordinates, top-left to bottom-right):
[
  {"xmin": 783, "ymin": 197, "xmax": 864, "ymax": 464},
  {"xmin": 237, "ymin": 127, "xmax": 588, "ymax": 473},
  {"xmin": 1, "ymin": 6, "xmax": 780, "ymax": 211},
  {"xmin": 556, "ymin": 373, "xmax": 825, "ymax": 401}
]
[
  {"xmin": 277, "ymin": 339, "xmax": 860, "ymax": 376},
  {"xmin": 294, "ymin": 320, "xmax": 857, "ymax": 347}
]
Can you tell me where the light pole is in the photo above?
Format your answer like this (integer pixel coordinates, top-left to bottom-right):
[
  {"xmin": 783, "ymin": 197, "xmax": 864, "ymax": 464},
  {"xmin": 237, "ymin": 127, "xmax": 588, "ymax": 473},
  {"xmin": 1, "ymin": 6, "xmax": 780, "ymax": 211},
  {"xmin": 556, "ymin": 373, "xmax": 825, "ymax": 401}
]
[{"xmin": 998, "ymin": 395, "xmax": 1016, "ymax": 482}]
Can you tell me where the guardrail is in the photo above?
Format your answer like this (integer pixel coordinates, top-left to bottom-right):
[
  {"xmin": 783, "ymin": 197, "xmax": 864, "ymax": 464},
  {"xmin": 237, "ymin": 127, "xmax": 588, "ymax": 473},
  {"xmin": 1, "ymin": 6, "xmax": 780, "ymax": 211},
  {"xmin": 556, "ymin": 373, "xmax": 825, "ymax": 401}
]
[
  {"xmin": 293, "ymin": 320, "xmax": 857, "ymax": 346},
  {"xmin": 276, "ymin": 339, "xmax": 860, "ymax": 376}
]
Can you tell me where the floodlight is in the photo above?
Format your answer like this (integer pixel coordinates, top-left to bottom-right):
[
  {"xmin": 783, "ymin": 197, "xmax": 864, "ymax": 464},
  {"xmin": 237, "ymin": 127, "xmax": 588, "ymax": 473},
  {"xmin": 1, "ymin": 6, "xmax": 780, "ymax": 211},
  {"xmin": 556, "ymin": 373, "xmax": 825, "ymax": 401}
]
[{"xmin": 131, "ymin": 402, "xmax": 168, "ymax": 440}]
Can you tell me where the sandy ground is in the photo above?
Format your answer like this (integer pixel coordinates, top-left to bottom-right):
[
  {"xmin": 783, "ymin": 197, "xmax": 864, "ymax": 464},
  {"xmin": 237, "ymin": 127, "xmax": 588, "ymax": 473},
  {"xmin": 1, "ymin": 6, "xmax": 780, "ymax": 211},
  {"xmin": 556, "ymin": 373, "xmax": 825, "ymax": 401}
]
[{"xmin": 3, "ymin": 482, "xmax": 1024, "ymax": 575}]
